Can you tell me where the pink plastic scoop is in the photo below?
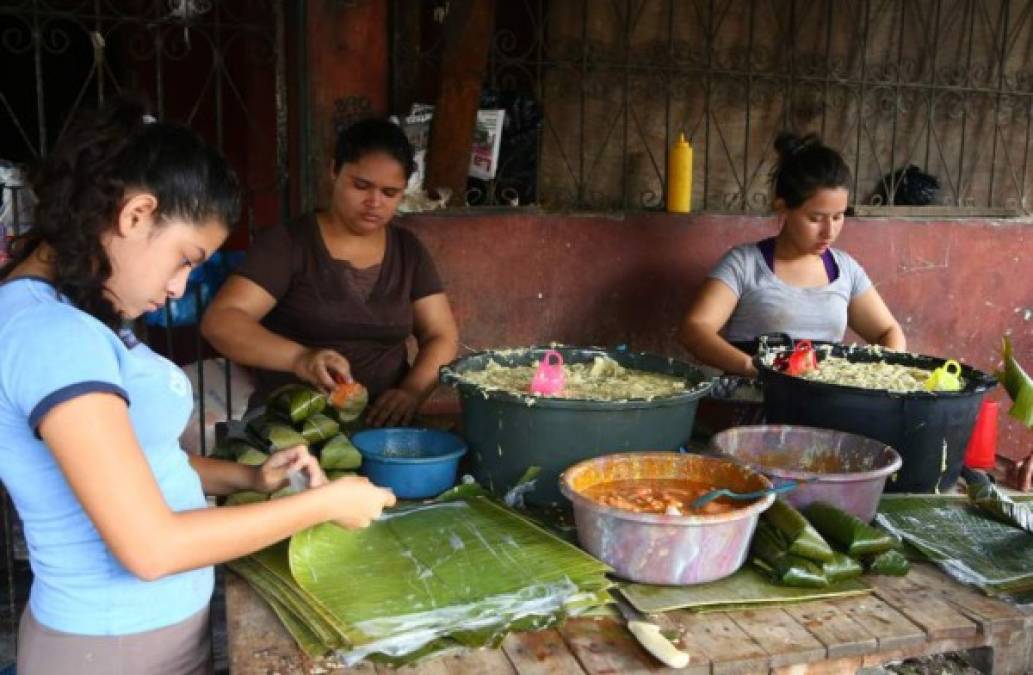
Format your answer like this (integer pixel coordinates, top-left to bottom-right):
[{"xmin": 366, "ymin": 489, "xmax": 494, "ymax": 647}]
[{"xmin": 530, "ymin": 350, "xmax": 566, "ymax": 396}]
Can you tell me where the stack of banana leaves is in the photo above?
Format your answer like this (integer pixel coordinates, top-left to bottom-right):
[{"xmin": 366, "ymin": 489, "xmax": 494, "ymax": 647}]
[
  {"xmin": 212, "ymin": 384, "xmax": 365, "ymax": 503},
  {"xmin": 751, "ymin": 500, "xmax": 908, "ymax": 588},
  {"xmin": 228, "ymin": 495, "xmax": 613, "ymax": 666},
  {"xmin": 876, "ymin": 485, "xmax": 1033, "ymax": 603}
]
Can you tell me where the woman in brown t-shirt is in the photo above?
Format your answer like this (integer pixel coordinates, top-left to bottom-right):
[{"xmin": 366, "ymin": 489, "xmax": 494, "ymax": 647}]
[{"xmin": 202, "ymin": 119, "xmax": 459, "ymax": 427}]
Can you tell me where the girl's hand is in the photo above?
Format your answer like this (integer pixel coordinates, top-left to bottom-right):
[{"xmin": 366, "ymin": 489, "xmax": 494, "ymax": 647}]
[
  {"xmin": 293, "ymin": 348, "xmax": 353, "ymax": 392},
  {"xmin": 325, "ymin": 476, "xmax": 396, "ymax": 529},
  {"xmin": 255, "ymin": 445, "xmax": 327, "ymax": 493},
  {"xmin": 367, "ymin": 388, "xmax": 419, "ymax": 427}
]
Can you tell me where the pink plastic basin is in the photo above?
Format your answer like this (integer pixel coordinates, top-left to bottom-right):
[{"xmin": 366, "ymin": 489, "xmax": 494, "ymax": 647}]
[{"xmin": 559, "ymin": 452, "xmax": 774, "ymax": 585}]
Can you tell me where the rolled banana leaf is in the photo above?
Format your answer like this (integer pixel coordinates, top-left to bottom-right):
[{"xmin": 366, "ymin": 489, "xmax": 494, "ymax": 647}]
[
  {"xmin": 996, "ymin": 335, "xmax": 1033, "ymax": 428},
  {"xmin": 864, "ymin": 549, "xmax": 911, "ymax": 576},
  {"xmin": 804, "ymin": 502, "xmax": 895, "ymax": 557},
  {"xmin": 237, "ymin": 448, "xmax": 270, "ymax": 466},
  {"xmin": 764, "ymin": 499, "xmax": 835, "ymax": 562},
  {"xmin": 326, "ymin": 470, "xmax": 358, "ymax": 481},
  {"xmin": 968, "ymin": 481, "xmax": 1033, "ymax": 535},
  {"xmin": 300, "ymin": 413, "xmax": 340, "ymax": 445},
  {"xmin": 319, "ymin": 434, "xmax": 362, "ymax": 471},
  {"xmin": 822, "ymin": 551, "xmax": 864, "ymax": 583},
  {"xmin": 269, "ymin": 384, "xmax": 327, "ymax": 424},
  {"xmin": 750, "ymin": 523, "xmax": 830, "ymax": 588}
]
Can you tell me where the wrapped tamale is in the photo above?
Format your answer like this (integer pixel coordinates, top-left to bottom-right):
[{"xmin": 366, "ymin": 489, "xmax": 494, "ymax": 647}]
[
  {"xmin": 251, "ymin": 417, "xmax": 308, "ymax": 451},
  {"xmin": 269, "ymin": 384, "xmax": 327, "ymax": 424},
  {"xmin": 328, "ymin": 382, "xmax": 369, "ymax": 422},
  {"xmin": 318, "ymin": 434, "xmax": 362, "ymax": 471},
  {"xmin": 300, "ymin": 413, "xmax": 340, "ymax": 445},
  {"xmin": 996, "ymin": 335, "xmax": 1033, "ymax": 428},
  {"xmin": 237, "ymin": 448, "xmax": 269, "ymax": 466},
  {"xmin": 751, "ymin": 520, "xmax": 830, "ymax": 588},
  {"xmin": 763, "ymin": 499, "xmax": 835, "ymax": 562},
  {"xmin": 822, "ymin": 551, "xmax": 864, "ymax": 583},
  {"xmin": 804, "ymin": 502, "xmax": 895, "ymax": 557},
  {"xmin": 864, "ymin": 549, "xmax": 910, "ymax": 576}
]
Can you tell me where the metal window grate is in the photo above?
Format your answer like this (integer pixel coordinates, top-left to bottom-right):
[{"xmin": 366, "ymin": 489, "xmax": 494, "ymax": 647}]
[{"xmin": 392, "ymin": 0, "xmax": 1033, "ymax": 213}]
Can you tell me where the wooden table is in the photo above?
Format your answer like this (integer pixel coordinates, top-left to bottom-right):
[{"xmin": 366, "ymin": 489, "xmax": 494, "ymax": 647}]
[{"xmin": 227, "ymin": 563, "xmax": 1033, "ymax": 675}]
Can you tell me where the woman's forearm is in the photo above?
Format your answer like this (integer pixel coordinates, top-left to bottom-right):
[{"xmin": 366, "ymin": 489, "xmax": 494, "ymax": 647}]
[
  {"xmin": 680, "ymin": 322, "xmax": 756, "ymax": 376},
  {"xmin": 202, "ymin": 306, "xmax": 306, "ymax": 373},
  {"xmin": 188, "ymin": 454, "xmax": 260, "ymax": 496},
  {"xmin": 399, "ymin": 334, "xmax": 458, "ymax": 402}
]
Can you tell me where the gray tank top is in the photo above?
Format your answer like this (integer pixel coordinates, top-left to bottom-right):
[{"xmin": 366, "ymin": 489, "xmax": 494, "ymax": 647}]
[{"xmin": 708, "ymin": 243, "xmax": 873, "ymax": 343}]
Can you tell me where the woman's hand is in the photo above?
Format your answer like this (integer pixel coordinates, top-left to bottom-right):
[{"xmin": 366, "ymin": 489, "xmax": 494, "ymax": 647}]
[
  {"xmin": 366, "ymin": 388, "xmax": 419, "ymax": 427},
  {"xmin": 325, "ymin": 476, "xmax": 397, "ymax": 529},
  {"xmin": 254, "ymin": 445, "xmax": 328, "ymax": 493},
  {"xmin": 292, "ymin": 348, "xmax": 353, "ymax": 392}
]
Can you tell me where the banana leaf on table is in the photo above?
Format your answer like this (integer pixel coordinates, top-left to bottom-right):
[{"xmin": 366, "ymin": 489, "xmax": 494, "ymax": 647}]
[
  {"xmin": 876, "ymin": 495, "xmax": 1033, "ymax": 600},
  {"xmin": 864, "ymin": 549, "xmax": 910, "ymax": 576},
  {"xmin": 967, "ymin": 481, "xmax": 1033, "ymax": 535},
  {"xmin": 230, "ymin": 496, "xmax": 611, "ymax": 666}
]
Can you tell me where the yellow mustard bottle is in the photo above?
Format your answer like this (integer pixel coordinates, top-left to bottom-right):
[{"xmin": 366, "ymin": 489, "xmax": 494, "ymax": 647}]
[{"xmin": 667, "ymin": 133, "xmax": 693, "ymax": 213}]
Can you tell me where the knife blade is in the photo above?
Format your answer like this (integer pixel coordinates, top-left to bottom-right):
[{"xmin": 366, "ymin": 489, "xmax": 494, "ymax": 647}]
[{"xmin": 609, "ymin": 589, "xmax": 690, "ymax": 669}]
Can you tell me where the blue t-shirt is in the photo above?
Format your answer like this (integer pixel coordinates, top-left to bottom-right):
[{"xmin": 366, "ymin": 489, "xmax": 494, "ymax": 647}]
[{"xmin": 0, "ymin": 278, "xmax": 213, "ymax": 635}]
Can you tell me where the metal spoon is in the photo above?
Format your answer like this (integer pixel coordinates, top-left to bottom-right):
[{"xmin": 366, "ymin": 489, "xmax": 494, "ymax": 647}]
[{"xmin": 690, "ymin": 480, "xmax": 807, "ymax": 511}]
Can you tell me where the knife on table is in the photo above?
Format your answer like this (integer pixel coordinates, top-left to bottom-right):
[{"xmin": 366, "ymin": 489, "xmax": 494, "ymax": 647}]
[{"xmin": 609, "ymin": 589, "xmax": 691, "ymax": 669}]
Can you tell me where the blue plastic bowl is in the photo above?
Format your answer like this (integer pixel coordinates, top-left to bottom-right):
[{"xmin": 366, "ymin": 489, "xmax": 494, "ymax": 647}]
[{"xmin": 350, "ymin": 428, "xmax": 467, "ymax": 499}]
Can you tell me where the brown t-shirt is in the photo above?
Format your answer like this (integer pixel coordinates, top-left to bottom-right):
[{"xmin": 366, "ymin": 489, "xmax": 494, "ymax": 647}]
[{"xmin": 235, "ymin": 213, "xmax": 444, "ymax": 405}]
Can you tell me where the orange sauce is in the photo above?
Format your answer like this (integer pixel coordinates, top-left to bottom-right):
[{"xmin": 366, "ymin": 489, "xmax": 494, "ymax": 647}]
[{"xmin": 581, "ymin": 478, "xmax": 741, "ymax": 516}]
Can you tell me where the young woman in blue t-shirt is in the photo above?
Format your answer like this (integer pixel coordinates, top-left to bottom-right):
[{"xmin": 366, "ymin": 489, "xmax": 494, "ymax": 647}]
[
  {"xmin": 0, "ymin": 98, "xmax": 395, "ymax": 674},
  {"xmin": 679, "ymin": 132, "xmax": 906, "ymax": 377}
]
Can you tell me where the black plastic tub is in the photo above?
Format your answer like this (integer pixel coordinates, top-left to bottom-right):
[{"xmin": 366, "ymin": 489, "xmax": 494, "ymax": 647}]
[
  {"xmin": 440, "ymin": 346, "xmax": 711, "ymax": 505},
  {"xmin": 756, "ymin": 344, "xmax": 997, "ymax": 493}
]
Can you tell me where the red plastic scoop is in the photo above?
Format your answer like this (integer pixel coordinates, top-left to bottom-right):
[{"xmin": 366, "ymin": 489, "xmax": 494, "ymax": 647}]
[
  {"xmin": 774, "ymin": 340, "xmax": 819, "ymax": 376},
  {"xmin": 530, "ymin": 350, "xmax": 566, "ymax": 396}
]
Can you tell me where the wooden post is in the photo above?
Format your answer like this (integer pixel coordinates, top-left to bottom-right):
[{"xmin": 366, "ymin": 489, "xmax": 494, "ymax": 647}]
[{"xmin": 424, "ymin": 0, "xmax": 497, "ymax": 203}]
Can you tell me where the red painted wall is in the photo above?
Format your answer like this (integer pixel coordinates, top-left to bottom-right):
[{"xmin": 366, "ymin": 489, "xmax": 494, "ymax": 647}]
[{"xmin": 397, "ymin": 211, "xmax": 1033, "ymax": 460}]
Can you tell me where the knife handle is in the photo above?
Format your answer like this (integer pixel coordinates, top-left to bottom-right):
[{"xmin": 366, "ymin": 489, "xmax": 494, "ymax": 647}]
[{"xmin": 627, "ymin": 619, "xmax": 690, "ymax": 669}]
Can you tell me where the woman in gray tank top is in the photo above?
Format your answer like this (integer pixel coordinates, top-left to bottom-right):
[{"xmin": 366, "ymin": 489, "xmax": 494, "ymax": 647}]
[{"xmin": 679, "ymin": 133, "xmax": 905, "ymax": 377}]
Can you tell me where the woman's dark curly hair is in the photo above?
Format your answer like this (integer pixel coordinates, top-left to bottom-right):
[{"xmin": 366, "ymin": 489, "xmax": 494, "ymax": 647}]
[{"xmin": 0, "ymin": 96, "xmax": 241, "ymax": 329}]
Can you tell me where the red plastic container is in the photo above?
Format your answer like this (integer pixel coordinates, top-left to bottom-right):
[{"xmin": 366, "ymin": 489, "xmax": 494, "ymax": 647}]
[{"xmin": 964, "ymin": 399, "xmax": 999, "ymax": 469}]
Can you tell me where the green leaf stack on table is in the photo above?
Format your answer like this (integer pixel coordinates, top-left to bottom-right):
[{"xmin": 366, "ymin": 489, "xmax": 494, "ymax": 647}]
[
  {"xmin": 229, "ymin": 496, "xmax": 612, "ymax": 666},
  {"xmin": 214, "ymin": 384, "xmax": 367, "ymax": 496},
  {"xmin": 752, "ymin": 500, "xmax": 907, "ymax": 588}
]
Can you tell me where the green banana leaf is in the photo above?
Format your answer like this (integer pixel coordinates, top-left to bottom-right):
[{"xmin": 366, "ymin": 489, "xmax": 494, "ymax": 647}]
[
  {"xmin": 619, "ymin": 566, "xmax": 869, "ymax": 614},
  {"xmin": 877, "ymin": 495, "xmax": 1033, "ymax": 596},
  {"xmin": 804, "ymin": 502, "xmax": 895, "ymax": 557},
  {"xmin": 269, "ymin": 385, "xmax": 327, "ymax": 424},
  {"xmin": 318, "ymin": 434, "xmax": 362, "ymax": 470},
  {"xmin": 763, "ymin": 499, "xmax": 835, "ymax": 562},
  {"xmin": 325, "ymin": 470, "xmax": 358, "ymax": 481},
  {"xmin": 996, "ymin": 335, "xmax": 1033, "ymax": 428},
  {"xmin": 237, "ymin": 448, "xmax": 269, "ymax": 466},
  {"xmin": 864, "ymin": 549, "xmax": 910, "ymax": 576},
  {"xmin": 300, "ymin": 413, "xmax": 340, "ymax": 445},
  {"xmin": 968, "ymin": 481, "xmax": 1033, "ymax": 535},
  {"xmin": 287, "ymin": 496, "xmax": 612, "ymax": 665}
]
